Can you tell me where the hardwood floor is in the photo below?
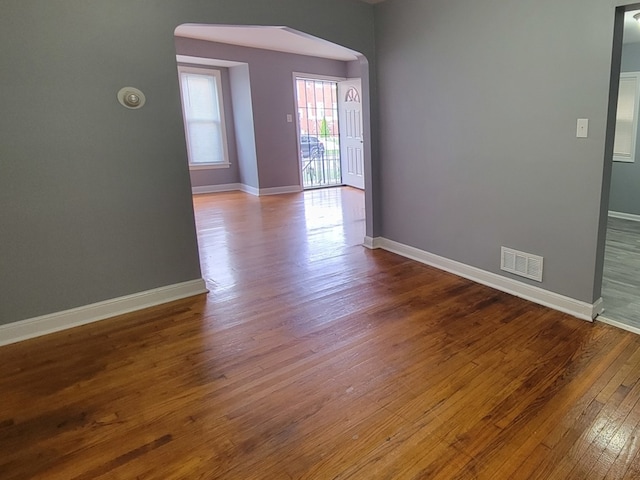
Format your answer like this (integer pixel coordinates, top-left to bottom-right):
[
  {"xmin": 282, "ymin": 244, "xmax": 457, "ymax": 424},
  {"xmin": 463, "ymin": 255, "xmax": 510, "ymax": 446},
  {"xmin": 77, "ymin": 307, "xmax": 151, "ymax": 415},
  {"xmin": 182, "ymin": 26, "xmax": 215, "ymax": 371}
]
[
  {"xmin": 602, "ymin": 217, "xmax": 640, "ymax": 329},
  {"xmin": 3, "ymin": 187, "xmax": 640, "ymax": 479}
]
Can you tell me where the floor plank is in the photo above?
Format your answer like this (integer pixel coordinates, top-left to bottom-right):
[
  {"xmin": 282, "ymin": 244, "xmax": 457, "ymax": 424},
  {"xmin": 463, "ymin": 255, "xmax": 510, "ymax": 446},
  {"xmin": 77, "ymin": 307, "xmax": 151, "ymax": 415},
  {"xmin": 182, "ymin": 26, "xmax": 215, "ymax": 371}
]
[{"xmin": 2, "ymin": 187, "xmax": 640, "ymax": 479}]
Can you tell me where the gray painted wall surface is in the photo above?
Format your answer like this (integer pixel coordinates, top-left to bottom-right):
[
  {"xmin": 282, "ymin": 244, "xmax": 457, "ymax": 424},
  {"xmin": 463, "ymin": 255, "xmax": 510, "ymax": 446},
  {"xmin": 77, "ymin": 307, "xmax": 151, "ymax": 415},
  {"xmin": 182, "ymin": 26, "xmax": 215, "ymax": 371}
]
[
  {"xmin": 181, "ymin": 66, "xmax": 241, "ymax": 187},
  {"xmin": 0, "ymin": 0, "xmax": 375, "ymax": 326},
  {"xmin": 175, "ymin": 37, "xmax": 350, "ymax": 189},
  {"xmin": 610, "ymin": 42, "xmax": 640, "ymax": 215},
  {"xmin": 229, "ymin": 64, "xmax": 260, "ymax": 188},
  {"xmin": 375, "ymin": 0, "xmax": 615, "ymax": 303}
]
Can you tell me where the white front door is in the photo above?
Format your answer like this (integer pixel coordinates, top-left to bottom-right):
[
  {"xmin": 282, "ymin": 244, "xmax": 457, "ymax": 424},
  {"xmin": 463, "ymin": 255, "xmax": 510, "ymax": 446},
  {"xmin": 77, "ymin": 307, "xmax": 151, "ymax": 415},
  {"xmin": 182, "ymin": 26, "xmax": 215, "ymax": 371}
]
[{"xmin": 338, "ymin": 79, "xmax": 365, "ymax": 190}]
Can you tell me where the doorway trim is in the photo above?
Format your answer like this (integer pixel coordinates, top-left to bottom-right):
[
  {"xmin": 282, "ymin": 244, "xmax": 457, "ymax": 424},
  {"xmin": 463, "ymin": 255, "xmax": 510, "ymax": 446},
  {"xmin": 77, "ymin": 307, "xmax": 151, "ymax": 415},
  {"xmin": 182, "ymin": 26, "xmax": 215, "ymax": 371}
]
[
  {"xmin": 594, "ymin": 3, "xmax": 631, "ymax": 330},
  {"xmin": 292, "ymin": 72, "xmax": 347, "ymax": 190}
]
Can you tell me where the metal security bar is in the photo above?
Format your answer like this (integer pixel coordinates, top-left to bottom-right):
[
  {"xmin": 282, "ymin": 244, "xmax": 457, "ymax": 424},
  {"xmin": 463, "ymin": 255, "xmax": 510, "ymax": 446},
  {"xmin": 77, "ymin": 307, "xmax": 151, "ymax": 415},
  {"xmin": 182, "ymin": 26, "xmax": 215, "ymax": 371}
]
[{"xmin": 296, "ymin": 78, "xmax": 341, "ymax": 189}]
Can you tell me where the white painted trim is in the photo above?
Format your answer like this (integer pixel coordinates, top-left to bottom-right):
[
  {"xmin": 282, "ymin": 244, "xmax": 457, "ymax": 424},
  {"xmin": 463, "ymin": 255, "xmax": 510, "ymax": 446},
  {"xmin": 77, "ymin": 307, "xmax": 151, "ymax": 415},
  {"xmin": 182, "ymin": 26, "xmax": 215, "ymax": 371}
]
[
  {"xmin": 239, "ymin": 184, "xmax": 260, "ymax": 196},
  {"xmin": 176, "ymin": 55, "xmax": 246, "ymax": 68},
  {"xmin": 293, "ymin": 72, "xmax": 347, "ymax": 82},
  {"xmin": 191, "ymin": 184, "xmax": 299, "ymax": 196},
  {"xmin": 363, "ymin": 236, "xmax": 382, "ymax": 249},
  {"xmin": 592, "ymin": 297, "xmax": 605, "ymax": 317},
  {"xmin": 376, "ymin": 237, "xmax": 601, "ymax": 321},
  {"xmin": 178, "ymin": 66, "xmax": 231, "ymax": 170},
  {"xmin": 189, "ymin": 163, "xmax": 231, "ymax": 170},
  {"xmin": 0, "ymin": 279, "xmax": 208, "ymax": 347},
  {"xmin": 609, "ymin": 210, "xmax": 640, "ymax": 222},
  {"xmin": 292, "ymin": 72, "xmax": 349, "ymax": 188},
  {"xmin": 192, "ymin": 183, "xmax": 242, "ymax": 195},
  {"xmin": 598, "ymin": 316, "xmax": 640, "ymax": 336},
  {"xmin": 292, "ymin": 72, "xmax": 305, "ymax": 187},
  {"xmin": 259, "ymin": 185, "xmax": 302, "ymax": 196},
  {"xmin": 613, "ymin": 72, "xmax": 640, "ymax": 164}
]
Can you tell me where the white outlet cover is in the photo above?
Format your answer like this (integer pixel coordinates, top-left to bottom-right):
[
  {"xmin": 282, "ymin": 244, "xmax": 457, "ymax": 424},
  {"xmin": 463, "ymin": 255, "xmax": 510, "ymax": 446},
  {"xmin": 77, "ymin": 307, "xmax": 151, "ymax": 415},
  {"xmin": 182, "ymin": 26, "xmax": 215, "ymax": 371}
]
[{"xmin": 576, "ymin": 118, "xmax": 588, "ymax": 138}]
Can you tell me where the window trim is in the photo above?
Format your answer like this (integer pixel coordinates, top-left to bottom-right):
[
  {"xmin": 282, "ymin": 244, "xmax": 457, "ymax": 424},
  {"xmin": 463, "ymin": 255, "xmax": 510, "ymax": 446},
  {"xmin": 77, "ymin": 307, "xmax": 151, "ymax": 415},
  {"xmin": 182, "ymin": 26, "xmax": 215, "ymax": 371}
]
[
  {"xmin": 613, "ymin": 71, "xmax": 640, "ymax": 164},
  {"xmin": 177, "ymin": 65, "xmax": 231, "ymax": 170}
]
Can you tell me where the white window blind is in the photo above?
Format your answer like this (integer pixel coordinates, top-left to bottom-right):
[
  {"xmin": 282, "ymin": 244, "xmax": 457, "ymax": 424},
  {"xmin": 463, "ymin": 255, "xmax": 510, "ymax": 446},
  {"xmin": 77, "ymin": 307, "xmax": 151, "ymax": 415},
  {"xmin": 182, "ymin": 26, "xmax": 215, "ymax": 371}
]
[
  {"xmin": 613, "ymin": 73, "xmax": 639, "ymax": 163},
  {"xmin": 178, "ymin": 67, "xmax": 229, "ymax": 167}
]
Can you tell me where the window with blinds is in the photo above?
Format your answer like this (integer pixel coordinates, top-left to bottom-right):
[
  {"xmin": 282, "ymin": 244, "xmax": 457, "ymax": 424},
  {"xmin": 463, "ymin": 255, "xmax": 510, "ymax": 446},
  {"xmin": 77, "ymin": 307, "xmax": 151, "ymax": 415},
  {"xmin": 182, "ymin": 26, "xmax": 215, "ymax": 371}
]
[
  {"xmin": 613, "ymin": 73, "xmax": 640, "ymax": 163},
  {"xmin": 178, "ymin": 66, "xmax": 230, "ymax": 168}
]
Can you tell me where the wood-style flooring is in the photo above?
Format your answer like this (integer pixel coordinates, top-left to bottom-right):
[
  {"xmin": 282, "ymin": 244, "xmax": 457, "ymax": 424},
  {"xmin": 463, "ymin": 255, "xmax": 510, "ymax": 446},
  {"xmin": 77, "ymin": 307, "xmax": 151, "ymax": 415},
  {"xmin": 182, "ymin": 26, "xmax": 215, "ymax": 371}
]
[
  {"xmin": 602, "ymin": 217, "xmax": 640, "ymax": 329},
  {"xmin": 3, "ymin": 187, "xmax": 640, "ymax": 479}
]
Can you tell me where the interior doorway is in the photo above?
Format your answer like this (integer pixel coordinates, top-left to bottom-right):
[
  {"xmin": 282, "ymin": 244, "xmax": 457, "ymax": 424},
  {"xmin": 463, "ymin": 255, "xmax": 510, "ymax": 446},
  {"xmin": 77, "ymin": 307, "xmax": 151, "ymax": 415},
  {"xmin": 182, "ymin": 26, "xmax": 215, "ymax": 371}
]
[
  {"xmin": 600, "ymin": 6, "xmax": 640, "ymax": 334},
  {"xmin": 174, "ymin": 24, "xmax": 375, "ymax": 239}
]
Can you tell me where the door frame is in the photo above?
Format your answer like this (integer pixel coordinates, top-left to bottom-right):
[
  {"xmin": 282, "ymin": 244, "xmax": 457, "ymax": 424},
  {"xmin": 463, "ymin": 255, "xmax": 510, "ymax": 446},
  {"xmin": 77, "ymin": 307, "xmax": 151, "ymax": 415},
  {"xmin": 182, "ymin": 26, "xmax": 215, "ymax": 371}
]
[
  {"xmin": 594, "ymin": 3, "xmax": 630, "ymax": 325},
  {"xmin": 292, "ymin": 72, "xmax": 347, "ymax": 189}
]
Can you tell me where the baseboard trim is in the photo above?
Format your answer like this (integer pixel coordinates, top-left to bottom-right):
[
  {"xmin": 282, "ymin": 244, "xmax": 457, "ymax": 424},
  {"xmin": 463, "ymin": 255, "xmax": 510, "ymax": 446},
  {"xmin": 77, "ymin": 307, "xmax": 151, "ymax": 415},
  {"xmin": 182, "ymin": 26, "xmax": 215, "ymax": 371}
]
[
  {"xmin": 363, "ymin": 236, "xmax": 382, "ymax": 249},
  {"xmin": 259, "ymin": 185, "xmax": 302, "ymax": 196},
  {"xmin": 192, "ymin": 184, "xmax": 301, "ymax": 197},
  {"xmin": 597, "ymin": 316, "xmax": 640, "ymax": 336},
  {"xmin": 376, "ymin": 237, "xmax": 600, "ymax": 321},
  {"xmin": 239, "ymin": 184, "xmax": 260, "ymax": 196},
  {"xmin": 609, "ymin": 210, "xmax": 640, "ymax": 222},
  {"xmin": 192, "ymin": 183, "xmax": 241, "ymax": 195},
  {"xmin": 592, "ymin": 297, "xmax": 605, "ymax": 318},
  {"xmin": 0, "ymin": 279, "xmax": 209, "ymax": 347}
]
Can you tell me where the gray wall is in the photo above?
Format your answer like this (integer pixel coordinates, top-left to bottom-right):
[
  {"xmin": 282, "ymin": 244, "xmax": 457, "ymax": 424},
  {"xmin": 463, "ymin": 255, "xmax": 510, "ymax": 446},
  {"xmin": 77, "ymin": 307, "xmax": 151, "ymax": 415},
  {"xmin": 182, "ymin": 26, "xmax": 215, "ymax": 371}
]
[
  {"xmin": 175, "ymin": 37, "xmax": 351, "ymax": 189},
  {"xmin": 229, "ymin": 64, "xmax": 260, "ymax": 188},
  {"xmin": 0, "ymin": 0, "xmax": 376, "ymax": 326},
  {"xmin": 375, "ymin": 0, "xmax": 616, "ymax": 304},
  {"xmin": 610, "ymin": 42, "xmax": 640, "ymax": 215}
]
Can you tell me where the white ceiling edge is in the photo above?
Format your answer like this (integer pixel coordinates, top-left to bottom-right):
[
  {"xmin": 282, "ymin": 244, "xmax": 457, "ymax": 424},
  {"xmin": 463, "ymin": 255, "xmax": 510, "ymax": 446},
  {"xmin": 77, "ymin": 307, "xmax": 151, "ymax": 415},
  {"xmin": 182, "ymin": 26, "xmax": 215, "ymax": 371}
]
[{"xmin": 174, "ymin": 24, "xmax": 360, "ymax": 61}]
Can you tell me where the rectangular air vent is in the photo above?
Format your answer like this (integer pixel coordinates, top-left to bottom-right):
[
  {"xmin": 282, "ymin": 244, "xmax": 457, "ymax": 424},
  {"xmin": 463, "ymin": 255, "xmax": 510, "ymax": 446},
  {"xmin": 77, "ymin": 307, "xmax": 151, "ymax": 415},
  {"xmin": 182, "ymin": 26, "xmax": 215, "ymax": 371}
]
[{"xmin": 500, "ymin": 247, "xmax": 543, "ymax": 282}]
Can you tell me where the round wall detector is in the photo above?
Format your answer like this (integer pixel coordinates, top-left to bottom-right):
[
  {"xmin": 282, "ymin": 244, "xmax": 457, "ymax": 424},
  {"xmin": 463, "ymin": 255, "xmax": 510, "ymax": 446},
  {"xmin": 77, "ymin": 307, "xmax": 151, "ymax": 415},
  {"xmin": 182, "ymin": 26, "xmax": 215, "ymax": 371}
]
[{"xmin": 117, "ymin": 87, "xmax": 146, "ymax": 109}]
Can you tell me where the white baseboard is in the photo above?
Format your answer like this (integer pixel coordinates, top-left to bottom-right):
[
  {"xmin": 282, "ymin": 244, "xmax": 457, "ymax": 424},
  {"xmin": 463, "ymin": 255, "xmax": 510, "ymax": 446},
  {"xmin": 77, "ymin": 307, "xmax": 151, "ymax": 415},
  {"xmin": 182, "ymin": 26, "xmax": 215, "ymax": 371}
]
[
  {"xmin": 609, "ymin": 211, "xmax": 640, "ymax": 222},
  {"xmin": 192, "ymin": 184, "xmax": 301, "ymax": 197},
  {"xmin": 259, "ymin": 185, "xmax": 302, "ymax": 196},
  {"xmin": 196, "ymin": 183, "xmax": 259, "ymax": 196},
  {"xmin": 592, "ymin": 297, "xmax": 605, "ymax": 317},
  {"xmin": 363, "ymin": 236, "xmax": 382, "ymax": 249},
  {"xmin": 376, "ymin": 237, "xmax": 601, "ymax": 321},
  {"xmin": 192, "ymin": 183, "xmax": 241, "ymax": 195},
  {"xmin": 597, "ymin": 316, "xmax": 640, "ymax": 335},
  {"xmin": 239, "ymin": 184, "xmax": 260, "ymax": 196},
  {"xmin": 0, "ymin": 279, "xmax": 208, "ymax": 347}
]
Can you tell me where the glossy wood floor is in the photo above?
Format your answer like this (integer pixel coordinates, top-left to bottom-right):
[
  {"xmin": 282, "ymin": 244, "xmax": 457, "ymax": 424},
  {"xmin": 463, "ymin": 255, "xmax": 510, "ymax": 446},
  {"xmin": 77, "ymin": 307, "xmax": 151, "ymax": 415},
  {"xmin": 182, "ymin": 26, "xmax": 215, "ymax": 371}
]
[{"xmin": 3, "ymin": 188, "xmax": 640, "ymax": 479}]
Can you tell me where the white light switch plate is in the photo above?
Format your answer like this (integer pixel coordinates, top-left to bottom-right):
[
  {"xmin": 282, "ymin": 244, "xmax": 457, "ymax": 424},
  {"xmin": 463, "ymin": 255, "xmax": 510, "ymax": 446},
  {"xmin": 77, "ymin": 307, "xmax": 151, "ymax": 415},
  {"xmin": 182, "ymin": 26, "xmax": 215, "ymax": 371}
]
[
  {"xmin": 577, "ymin": 118, "xmax": 588, "ymax": 138},
  {"xmin": 286, "ymin": 114, "xmax": 293, "ymax": 123}
]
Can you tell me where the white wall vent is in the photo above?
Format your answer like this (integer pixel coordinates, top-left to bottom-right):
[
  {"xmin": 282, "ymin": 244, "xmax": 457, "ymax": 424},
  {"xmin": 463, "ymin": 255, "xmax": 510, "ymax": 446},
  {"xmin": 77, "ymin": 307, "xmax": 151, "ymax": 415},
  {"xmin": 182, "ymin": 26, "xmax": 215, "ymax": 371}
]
[{"xmin": 500, "ymin": 247, "xmax": 543, "ymax": 282}]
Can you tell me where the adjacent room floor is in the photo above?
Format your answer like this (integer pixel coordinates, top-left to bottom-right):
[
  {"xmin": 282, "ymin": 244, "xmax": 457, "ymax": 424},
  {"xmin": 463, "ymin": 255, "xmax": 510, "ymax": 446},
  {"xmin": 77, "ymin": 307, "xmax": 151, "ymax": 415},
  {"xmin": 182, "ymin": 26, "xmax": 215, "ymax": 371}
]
[
  {"xmin": 602, "ymin": 216, "xmax": 640, "ymax": 330},
  {"xmin": 3, "ymin": 188, "xmax": 640, "ymax": 479}
]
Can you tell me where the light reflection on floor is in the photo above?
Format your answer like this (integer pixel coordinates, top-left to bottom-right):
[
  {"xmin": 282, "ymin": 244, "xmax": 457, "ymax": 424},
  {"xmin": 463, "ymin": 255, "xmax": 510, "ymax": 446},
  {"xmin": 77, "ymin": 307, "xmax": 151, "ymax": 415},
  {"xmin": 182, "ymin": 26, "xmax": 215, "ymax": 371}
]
[{"xmin": 192, "ymin": 187, "xmax": 366, "ymax": 296}]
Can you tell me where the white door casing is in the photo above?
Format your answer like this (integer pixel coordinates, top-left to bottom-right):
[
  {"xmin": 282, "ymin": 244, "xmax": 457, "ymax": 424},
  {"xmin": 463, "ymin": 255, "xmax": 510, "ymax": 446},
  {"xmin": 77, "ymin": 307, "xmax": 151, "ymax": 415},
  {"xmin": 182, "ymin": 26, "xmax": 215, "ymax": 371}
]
[{"xmin": 338, "ymin": 79, "xmax": 365, "ymax": 189}]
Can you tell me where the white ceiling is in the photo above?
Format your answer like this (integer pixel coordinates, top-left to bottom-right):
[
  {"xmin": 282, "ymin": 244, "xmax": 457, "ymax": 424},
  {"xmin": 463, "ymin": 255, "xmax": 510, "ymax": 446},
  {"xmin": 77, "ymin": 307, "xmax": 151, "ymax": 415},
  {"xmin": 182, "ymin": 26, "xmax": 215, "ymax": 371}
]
[
  {"xmin": 174, "ymin": 25, "xmax": 361, "ymax": 61},
  {"xmin": 625, "ymin": 11, "xmax": 640, "ymax": 44}
]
